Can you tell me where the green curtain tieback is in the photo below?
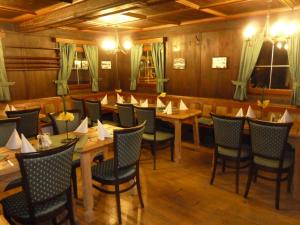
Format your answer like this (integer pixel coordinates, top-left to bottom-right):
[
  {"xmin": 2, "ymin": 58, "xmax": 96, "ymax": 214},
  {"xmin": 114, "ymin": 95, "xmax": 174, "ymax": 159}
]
[
  {"xmin": 232, "ymin": 81, "xmax": 247, "ymax": 88},
  {"xmin": 0, "ymin": 82, "xmax": 15, "ymax": 87},
  {"xmin": 157, "ymin": 78, "xmax": 169, "ymax": 83}
]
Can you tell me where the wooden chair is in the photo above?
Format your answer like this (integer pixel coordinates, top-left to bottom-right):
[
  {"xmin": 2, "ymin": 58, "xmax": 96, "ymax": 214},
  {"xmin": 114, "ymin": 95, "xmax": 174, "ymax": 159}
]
[
  {"xmin": 6, "ymin": 108, "xmax": 40, "ymax": 139},
  {"xmin": 0, "ymin": 118, "xmax": 20, "ymax": 146},
  {"xmin": 135, "ymin": 106, "xmax": 174, "ymax": 170},
  {"xmin": 92, "ymin": 122, "xmax": 146, "ymax": 224},
  {"xmin": 210, "ymin": 113, "xmax": 250, "ymax": 193},
  {"xmin": 244, "ymin": 119, "xmax": 294, "ymax": 209},
  {"xmin": 1, "ymin": 141, "xmax": 77, "ymax": 225},
  {"xmin": 71, "ymin": 97, "xmax": 86, "ymax": 119},
  {"xmin": 117, "ymin": 103, "xmax": 135, "ymax": 128}
]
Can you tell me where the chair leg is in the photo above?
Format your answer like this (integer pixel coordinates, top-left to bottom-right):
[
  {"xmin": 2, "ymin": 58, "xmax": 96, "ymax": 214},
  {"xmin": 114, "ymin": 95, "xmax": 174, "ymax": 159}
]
[
  {"xmin": 71, "ymin": 167, "xmax": 78, "ymax": 199},
  {"xmin": 222, "ymin": 159, "xmax": 226, "ymax": 173},
  {"xmin": 275, "ymin": 172, "xmax": 282, "ymax": 210},
  {"xmin": 210, "ymin": 150, "xmax": 218, "ymax": 185},
  {"xmin": 170, "ymin": 139, "xmax": 175, "ymax": 162},
  {"xmin": 244, "ymin": 164, "xmax": 254, "ymax": 198},
  {"xmin": 3, "ymin": 212, "xmax": 16, "ymax": 225},
  {"xmin": 115, "ymin": 184, "xmax": 122, "ymax": 224},
  {"xmin": 151, "ymin": 143, "xmax": 156, "ymax": 170},
  {"xmin": 136, "ymin": 168, "xmax": 144, "ymax": 208},
  {"xmin": 287, "ymin": 166, "xmax": 294, "ymax": 193},
  {"xmin": 67, "ymin": 190, "xmax": 76, "ymax": 225},
  {"xmin": 236, "ymin": 159, "xmax": 240, "ymax": 194},
  {"xmin": 253, "ymin": 168, "xmax": 257, "ymax": 184}
]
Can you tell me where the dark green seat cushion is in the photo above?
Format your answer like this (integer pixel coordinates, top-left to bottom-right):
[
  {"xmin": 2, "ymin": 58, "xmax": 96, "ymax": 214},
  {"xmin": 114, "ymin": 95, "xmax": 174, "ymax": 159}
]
[
  {"xmin": 198, "ymin": 117, "xmax": 213, "ymax": 126},
  {"xmin": 4, "ymin": 178, "xmax": 22, "ymax": 191},
  {"xmin": 92, "ymin": 159, "xmax": 136, "ymax": 182},
  {"xmin": 254, "ymin": 150, "xmax": 294, "ymax": 169},
  {"xmin": 1, "ymin": 192, "xmax": 66, "ymax": 220},
  {"xmin": 143, "ymin": 131, "xmax": 174, "ymax": 142},
  {"xmin": 217, "ymin": 146, "xmax": 250, "ymax": 158}
]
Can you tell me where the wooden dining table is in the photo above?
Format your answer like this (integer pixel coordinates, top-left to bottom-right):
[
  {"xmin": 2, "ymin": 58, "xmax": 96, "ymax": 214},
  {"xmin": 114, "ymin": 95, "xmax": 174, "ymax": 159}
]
[
  {"xmin": 102, "ymin": 104, "xmax": 202, "ymax": 162},
  {"xmin": 0, "ymin": 124, "xmax": 118, "ymax": 218}
]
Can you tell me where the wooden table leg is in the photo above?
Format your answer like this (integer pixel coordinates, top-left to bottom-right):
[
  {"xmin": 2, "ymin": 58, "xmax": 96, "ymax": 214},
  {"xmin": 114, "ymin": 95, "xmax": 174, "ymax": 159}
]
[
  {"xmin": 193, "ymin": 115, "xmax": 200, "ymax": 146},
  {"xmin": 80, "ymin": 151, "xmax": 94, "ymax": 218},
  {"xmin": 174, "ymin": 120, "xmax": 182, "ymax": 162}
]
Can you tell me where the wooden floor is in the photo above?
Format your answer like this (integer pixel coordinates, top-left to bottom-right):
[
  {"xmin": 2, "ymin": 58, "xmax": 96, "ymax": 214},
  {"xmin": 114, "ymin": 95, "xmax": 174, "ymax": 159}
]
[{"xmin": 73, "ymin": 146, "xmax": 300, "ymax": 225}]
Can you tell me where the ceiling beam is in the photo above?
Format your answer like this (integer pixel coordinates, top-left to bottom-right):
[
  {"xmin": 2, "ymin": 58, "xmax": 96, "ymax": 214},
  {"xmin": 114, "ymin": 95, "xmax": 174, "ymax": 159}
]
[
  {"xmin": 0, "ymin": 4, "xmax": 36, "ymax": 15},
  {"xmin": 123, "ymin": 12, "xmax": 147, "ymax": 19},
  {"xmin": 175, "ymin": 0, "xmax": 227, "ymax": 17},
  {"xmin": 149, "ymin": 18, "xmax": 181, "ymax": 25},
  {"xmin": 18, "ymin": 0, "xmax": 147, "ymax": 31},
  {"xmin": 197, "ymin": 0, "xmax": 253, "ymax": 9}
]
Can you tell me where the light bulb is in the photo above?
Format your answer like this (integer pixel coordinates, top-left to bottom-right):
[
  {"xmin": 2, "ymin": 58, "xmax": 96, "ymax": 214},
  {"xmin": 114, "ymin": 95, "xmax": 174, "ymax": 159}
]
[
  {"xmin": 284, "ymin": 43, "xmax": 288, "ymax": 50},
  {"xmin": 243, "ymin": 25, "xmax": 256, "ymax": 39},
  {"xmin": 123, "ymin": 40, "xmax": 132, "ymax": 50},
  {"xmin": 276, "ymin": 42, "xmax": 282, "ymax": 49},
  {"xmin": 102, "ymin": 39, "xmax": 116, "ymax": 51}
]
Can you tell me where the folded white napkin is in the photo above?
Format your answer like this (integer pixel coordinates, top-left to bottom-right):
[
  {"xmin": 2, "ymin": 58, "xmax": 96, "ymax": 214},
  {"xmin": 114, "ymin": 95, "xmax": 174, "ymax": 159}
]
[
  {"xmin": 117, "ymin": 93, "xmax": 124, "ymax": 104},
  {"xmin": 21, "ymin": 134, "xmax": 36, "ymax": 153},
  {"xmin": 141, "ymin": 99, "xmax": 148, "ymax": 107},
  {"xmin": 74, "ymin": 117, "xmax": 88, "ymax": 133},
  {"xmin": 4, "ymin": 104, "xmax": 10, "ymax": 112},
  {"xmin": 278, "ymin": 109, "xmax": 293, "ymax": 123},
  {"xmin": 98, "ymin": 120, "xmax": 110, "ymax": 141},
  {"xmin": 246, "ymin": 105, "xmax": 256, "ymax": 118},
  {"xmin": 101, "ymin": 95, "xmax": 108, "ymax": 105},
  {"xmin": 163, "ymin": 102, "xmax": 172, "ymax": 115},
  {"xmin": 10, "ymin": 105, "xmax": 16, "ymax": 111},
  {"xmin": 179, "ymin": 100, "xmax": 188, "ymax": 111},
  {"xmin": 5, "ymin": 129, "xmax": 21, "ymax": 150},
  {"xmin": 270, "ymin": 113, "xmax": 276, "ymax": 122},
  {"xmin": 156, "ymin": 98, "xmax": 165, "ymax": 108},
  {"xmin": 131, "ymin": 95, "xmax": 138, "ymax": 104},
  {"xmin": 236, "ymin": 108, "xmax": 244, "ymax": 117}
]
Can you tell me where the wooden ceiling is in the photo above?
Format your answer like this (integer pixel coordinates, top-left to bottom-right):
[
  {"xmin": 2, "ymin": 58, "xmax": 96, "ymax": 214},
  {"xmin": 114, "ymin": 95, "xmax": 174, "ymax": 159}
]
[{"xmin": 0, "ymin": 0, "xmax": 300, "ymax": 33}]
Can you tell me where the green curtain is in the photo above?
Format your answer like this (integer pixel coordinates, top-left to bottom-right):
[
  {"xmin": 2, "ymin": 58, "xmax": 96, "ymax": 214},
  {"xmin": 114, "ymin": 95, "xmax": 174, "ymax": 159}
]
[
  {"xmin": 83, "ymin": 45, "xmax": 99, "ymax": 92},
  {"xmin": 152, "ymin": 42, "xmax": 167, "ymax": 93},
  {"xmin": 287, "ymin": 33, "xmax": 300, "ymax": 106},
  {"xmin": 0, "ymin": 38, "xmax": 14, "ymax": 101},
  {"xmin": 232, "ymin": 33, "xmax": 264, "ymax": 101},
  {"xmin": 130, "ymin": 44, "xmax": 143, "ymax": 90},
  {"xmin": 55, "ymin": 43, "xmax": 76, "ymax": 95}
]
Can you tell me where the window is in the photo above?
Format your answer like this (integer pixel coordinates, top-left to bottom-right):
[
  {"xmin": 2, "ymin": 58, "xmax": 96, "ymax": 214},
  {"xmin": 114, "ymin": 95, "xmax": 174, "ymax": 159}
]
[
  {"xmin": 68, "ymin": 51, "xmax": 91, "ymax": 86},
  {"xmin": 138, "ymin": 44, "xmax": 156, "ymax": 85},
  {"xmin": 250, "ymin": 41, "xmax": 290, "ymax": 89}
]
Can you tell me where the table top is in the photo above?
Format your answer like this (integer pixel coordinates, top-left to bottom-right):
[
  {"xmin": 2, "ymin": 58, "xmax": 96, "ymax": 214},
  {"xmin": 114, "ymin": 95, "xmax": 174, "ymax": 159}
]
[
  {"xmin": 102, "ymin": 103, "xmax": 201, "ymax": 120},
  {"xmin": 0, "ymin": 124, "xmax": 118, "ymax": 179}
]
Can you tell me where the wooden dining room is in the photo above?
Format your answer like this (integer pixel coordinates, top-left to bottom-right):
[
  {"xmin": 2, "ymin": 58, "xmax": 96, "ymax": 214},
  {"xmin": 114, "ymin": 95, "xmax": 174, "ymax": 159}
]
[{"xmin": 1, "ymin": 0, "xmax": 300, "ymax": 224}]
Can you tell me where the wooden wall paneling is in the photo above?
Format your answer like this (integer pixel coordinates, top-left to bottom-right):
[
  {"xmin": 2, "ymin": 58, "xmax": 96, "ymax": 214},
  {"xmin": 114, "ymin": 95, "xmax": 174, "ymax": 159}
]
[
  {"xmin": 118, "ymin": 52, "xmax": 131, "ymax": 91},
  {"xmin": 99, "ymin": 50, "xmax": 115, "ymax": 91}
]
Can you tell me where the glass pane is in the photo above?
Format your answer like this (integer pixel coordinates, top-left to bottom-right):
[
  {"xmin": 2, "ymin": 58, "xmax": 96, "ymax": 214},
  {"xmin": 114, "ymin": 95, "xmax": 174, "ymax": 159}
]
[
  {"xmin": 256, "ymin": 41, "xmax": 272, "ymax": 65},
  {"xmin": 68, "ymin": 51, "xmax": 90, "ymax": 85},
  {"xmin": 270, "ymin": 67, "xmax": 290, "ymax": 89},
  {"xmin": 273, "ymin": 43, "xmax": 288, "ymax": 65},
  {"xmin": 250, "ymin": 67, "xmax": 270, "ymax": 88},
  {"xmin": 138, "ymin": 46, "xmax": 156, "ymax": 84}
]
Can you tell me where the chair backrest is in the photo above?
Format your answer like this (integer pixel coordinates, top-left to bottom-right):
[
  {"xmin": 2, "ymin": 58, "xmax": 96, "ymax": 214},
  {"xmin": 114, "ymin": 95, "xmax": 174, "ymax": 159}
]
[
  {"xmin": 49, "ymin": 110, "xmax": 81, "ymax": 134},
  {"xmin": 85, "ymin": 100, "xmax": 101, "ymax": 123},
  {"xmin": 0, "ymin": 118, "xmax": 20, "ymax": 146},
  {"xmin": 6, "ymin": 108, "xmax": 40, "ymax": 138},
  {"xmin": 211, "ymin": 113, "xmax": 245, "ymax": 149},
  {"xmin": 248, "ymin": 119, "xmax": 292, "ymax": 160},
  {"xmin": 135, "ymin": 106, "xmax": 156, "ymax": 134},
  {"xmin": 16, "ymin": 140, "xmax": 76, "ymax": 206},
  {"xmin": 114, "ymin": 122, "xmax": 145, "ymax": 171},
  {"xmin": 71, "ymin": 98, "xmax": 85, "ymax": 119},
  {"xmin": 117, "ymin": 103, "xmax": 135, "ymax": 128}
]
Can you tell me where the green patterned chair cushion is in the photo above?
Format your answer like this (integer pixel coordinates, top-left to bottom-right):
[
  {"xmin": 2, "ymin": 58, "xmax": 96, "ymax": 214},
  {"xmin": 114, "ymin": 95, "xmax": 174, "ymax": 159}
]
[
  {"xmin": 254, "ymin": 150, "xmax": 294, "ymax": 169},
  {"xmin": 92, "ymin": 159, "xmax": 136, "ymax": 181},
  {"xmin": 143, "ymin": 131, "xmax": 174, "ymax": 141},
  {"xmin": 1, "ymin": 192, "xmax": 66, "ymax": 219},
  {"xmin": 218, "ymin": 146, "xmax": 250, "ymax": 158},
  {"xmin": 198, "ymin": 117, "xmax": 213, "ymax": 126},
  {"xmin": 4, "ymin": 178, "xmax": 22, "ymax": 191}
]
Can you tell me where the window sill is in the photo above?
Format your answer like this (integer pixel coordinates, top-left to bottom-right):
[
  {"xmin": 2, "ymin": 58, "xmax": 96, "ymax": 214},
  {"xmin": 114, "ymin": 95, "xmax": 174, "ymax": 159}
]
[
  {"xmin": 248, "ymin": 87, "xmax": 292, "ymax": 97},
  {"xmin": 69, "ymin": 84, "xmax": 91, "ymax": 90}
]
